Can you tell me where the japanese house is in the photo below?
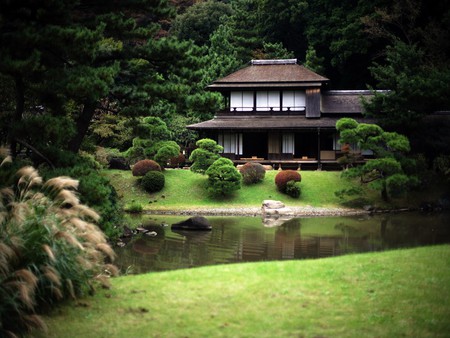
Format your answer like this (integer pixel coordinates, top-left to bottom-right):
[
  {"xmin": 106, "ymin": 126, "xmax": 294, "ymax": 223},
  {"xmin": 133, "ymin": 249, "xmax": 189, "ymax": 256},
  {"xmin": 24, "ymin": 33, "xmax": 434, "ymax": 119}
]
[{"xmin": 187, "ymin": 59, "xmax": 375, "ymax": 169}]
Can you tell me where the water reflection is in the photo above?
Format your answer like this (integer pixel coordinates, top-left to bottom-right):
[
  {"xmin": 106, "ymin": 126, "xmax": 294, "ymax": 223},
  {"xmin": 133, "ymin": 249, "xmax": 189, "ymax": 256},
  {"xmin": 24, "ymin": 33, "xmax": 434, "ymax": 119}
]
[{"xmin": 114, "ymin": 212, "xmax": 450, "ymax": 274}]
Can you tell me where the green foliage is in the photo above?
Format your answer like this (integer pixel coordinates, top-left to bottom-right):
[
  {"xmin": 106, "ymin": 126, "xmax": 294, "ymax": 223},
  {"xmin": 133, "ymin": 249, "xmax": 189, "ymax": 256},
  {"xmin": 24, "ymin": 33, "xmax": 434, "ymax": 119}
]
[
  {"xmin": 154, "ymin": 141, "xmax": 181, "ymax": 169},
  {"xmin": 285, "ymin": 180, "xmax": 301, "ymax": 198},
  {"xmin": 132, "ymin": 160, "xmax": 161, "ymax": 177},
  {"xmin": 125, "ymin": 201, "xmax": 143, "ymax": 213},
  {"xmin": 275, "ymin": 170, "xmax": 302, "ymax": 193},
  {"xmin": 0, "ymin": 166, "xmax": 117, "ymax": 337},
  {"xmin": 125, "ymin": 117, "xmax": 173, "ymax": 164},
  {"xmin": 141, "ymin": 171, "xmax": 165, "ymax": 193},
  {"xmin": 433, "ymin": 155, "xmax": 450, "ymax": 182},
  {"xmin": 171, "ymin": 1, "xmax": 233, "ymax": 46},
  {"xmin": 205, "ymin": 158, "xmax": 241, "ymax": 196},
  {"xmin": 240, "ymin": 162, "xmax": 266, "ymax": 185},
  {"xmin": 336, "ymin": 118, "xmax": 419, "ymax": 201},
  {"xmin": 189, "ymin": 138, "xmax": 223, "ymax": 174}
]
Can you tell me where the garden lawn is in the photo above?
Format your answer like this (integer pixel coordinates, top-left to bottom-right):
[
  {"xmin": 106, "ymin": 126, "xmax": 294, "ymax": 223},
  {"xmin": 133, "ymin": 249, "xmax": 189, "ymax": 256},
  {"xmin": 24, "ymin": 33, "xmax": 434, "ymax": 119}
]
[
  {"xmin": 36, "ymin": 245, "xmax": 450, "ymax": 338},
  {"xmin": 104, "ymin": 169, "xmax": 380, "ymax": 211}
]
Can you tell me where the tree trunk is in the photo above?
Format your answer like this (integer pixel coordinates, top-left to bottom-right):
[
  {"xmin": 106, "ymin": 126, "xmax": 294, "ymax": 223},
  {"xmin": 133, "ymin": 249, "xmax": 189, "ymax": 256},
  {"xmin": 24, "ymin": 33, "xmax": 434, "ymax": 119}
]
[
  {"xmin": 381, "ymin": 181, "xmax": 389, "ymax": 202},
  {"xmin": 10, "ymin": 76, "xmax": 25, "ymax": 158},
  {"xmin": 68, "ymin": 100, "xmax": 97, "ymax": 153}
]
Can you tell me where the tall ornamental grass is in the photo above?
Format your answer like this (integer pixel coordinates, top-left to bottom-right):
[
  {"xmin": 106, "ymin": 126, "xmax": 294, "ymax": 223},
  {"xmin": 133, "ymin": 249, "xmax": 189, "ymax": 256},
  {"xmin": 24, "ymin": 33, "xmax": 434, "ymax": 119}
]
[{"xmin": 0, "ymin": 163, "xmax": 118, "ymax": 337}]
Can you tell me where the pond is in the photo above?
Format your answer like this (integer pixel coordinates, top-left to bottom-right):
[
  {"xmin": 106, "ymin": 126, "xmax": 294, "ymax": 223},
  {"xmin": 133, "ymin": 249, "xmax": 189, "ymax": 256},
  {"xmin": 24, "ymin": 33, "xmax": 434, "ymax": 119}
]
[{"xmin": 114, "ymin": 211, "xmax": 450, "ymax": 274}]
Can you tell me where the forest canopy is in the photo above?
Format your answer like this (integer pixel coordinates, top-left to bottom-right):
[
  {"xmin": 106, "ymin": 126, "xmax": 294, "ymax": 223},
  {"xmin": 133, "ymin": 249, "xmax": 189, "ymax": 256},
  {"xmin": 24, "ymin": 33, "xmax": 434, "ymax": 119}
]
[{"xmin": 0, "ymin": 0, "xmax": 449, "ymax": 164}]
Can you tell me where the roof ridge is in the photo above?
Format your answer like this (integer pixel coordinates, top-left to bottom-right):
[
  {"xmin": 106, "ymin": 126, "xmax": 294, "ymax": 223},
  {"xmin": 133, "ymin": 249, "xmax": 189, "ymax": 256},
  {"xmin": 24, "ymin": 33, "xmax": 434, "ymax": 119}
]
[{"xmin": 251, "ymin": 59, "xmax": 297, "ymax": 65}]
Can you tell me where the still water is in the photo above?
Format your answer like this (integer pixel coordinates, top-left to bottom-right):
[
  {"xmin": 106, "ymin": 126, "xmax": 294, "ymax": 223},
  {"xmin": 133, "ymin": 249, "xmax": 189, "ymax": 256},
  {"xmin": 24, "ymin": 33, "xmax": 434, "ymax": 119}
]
[{"xmin": 114, "ymin": 212, "xmax": 450, "ymax": 274}]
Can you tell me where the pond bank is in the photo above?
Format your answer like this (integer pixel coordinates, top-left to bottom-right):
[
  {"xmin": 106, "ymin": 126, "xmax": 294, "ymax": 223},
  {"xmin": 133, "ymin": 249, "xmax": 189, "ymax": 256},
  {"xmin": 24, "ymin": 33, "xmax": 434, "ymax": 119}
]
[{"xmin": 143, "ymin": 206, "xmax": 372, "ymax": 217}]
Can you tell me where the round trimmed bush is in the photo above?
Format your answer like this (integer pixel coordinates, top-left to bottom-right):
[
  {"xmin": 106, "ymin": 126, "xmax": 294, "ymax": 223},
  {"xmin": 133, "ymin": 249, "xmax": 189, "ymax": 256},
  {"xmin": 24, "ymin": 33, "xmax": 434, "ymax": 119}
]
[
  {"xmin": 285, "ymin": 180, "xmax": 301, "ymax": 198},
  {"xmin": 240, "ymin": 162, "xmax": 266, "ymax": 184},
  {"xmin": 141, "ymin": 171, "xmax": 165, "ymax": 193},
  {"xmin": 275, "ymin": 170, "xmax": 301, "ymax": 192},
  {"xmin": 132, "ymin": 159, "xmax": 161, "ymax": 176}
]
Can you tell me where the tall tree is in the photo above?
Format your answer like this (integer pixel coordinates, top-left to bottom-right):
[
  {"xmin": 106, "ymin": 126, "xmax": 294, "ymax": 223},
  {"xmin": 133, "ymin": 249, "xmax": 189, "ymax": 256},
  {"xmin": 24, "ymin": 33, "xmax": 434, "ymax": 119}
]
[
  {"xmin": 362, "ymin": 0, "xmax": 450, "ymax": 135},
  {"xmin": 0, "ymin": 0, "xmax": 205, "ymax": 164}
]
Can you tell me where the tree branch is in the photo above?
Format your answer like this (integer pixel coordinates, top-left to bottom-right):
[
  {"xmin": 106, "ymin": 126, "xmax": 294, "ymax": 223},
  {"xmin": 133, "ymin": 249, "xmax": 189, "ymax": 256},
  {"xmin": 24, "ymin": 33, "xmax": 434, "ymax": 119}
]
[{"xmin": 14, "ymin": 138, "xmax": 55, "ymax": 169}]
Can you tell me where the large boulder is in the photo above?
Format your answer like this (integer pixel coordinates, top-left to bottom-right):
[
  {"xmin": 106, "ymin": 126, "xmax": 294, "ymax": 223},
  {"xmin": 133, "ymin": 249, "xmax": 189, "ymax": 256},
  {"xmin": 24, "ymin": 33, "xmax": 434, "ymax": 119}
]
[
  {"xmin": 262, "ymin": 200, "xmax": 286, "ymax": 209},
  {"xmin": 172, "ymin": 216, "xmax": 212, "ymax": 231},
  {"xmin": 261, "ymin": 200, "xmax": 294, "ymax": 227}
]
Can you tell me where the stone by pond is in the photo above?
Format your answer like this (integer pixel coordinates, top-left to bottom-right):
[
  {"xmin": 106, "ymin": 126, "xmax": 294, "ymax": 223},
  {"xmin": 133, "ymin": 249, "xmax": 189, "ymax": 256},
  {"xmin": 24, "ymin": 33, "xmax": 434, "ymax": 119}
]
[{"xmin": 114, "ymin": 211, "xmax": 450, "ymax": 274}]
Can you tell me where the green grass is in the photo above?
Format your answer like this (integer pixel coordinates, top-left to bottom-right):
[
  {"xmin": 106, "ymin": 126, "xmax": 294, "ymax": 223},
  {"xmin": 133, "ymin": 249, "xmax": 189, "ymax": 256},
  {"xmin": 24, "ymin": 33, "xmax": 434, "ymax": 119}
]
[
  {"xmin": 105, "ymin": 169, "xmax": 383, "ymax": 211},
  {"xmin": 35, "ymin": 245, "xmax": 450, "ymax": 338}
]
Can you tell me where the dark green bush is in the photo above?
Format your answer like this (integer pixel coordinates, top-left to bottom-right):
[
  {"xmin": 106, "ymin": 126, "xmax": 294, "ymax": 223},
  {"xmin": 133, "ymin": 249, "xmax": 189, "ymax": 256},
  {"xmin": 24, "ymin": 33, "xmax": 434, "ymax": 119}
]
[
  {"xmin": 285, "ymin": 180, "xmax": 301, "ymax": 198},
  {"xmin": 240, "ymin": 162, "xmax": 266, "ymax": 184},
  {"xmin": 275, "ymin": 170, "xmax": 301, "ymax": 192},
  {"xmin": 189, "ymin": 138, "xmax": 223, "ymax": 174},
  {"xmin": 205, "ymin": 158, "xmax": 241, "ymax": 196},
  {"xmin": 141, "ymin": 171, "xmax": 165, "ymax": 193},
  {"xmin": 132, "ymin": 159, "xmax": 161, "ymax": 176}
]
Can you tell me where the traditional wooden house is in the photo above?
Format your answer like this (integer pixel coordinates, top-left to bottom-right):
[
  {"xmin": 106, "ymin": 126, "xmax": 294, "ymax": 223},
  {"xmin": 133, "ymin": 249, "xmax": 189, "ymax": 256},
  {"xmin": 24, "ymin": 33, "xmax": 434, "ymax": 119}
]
[{"xmin": 187, "ymin": 59, "xmax": 375, "ymax": 169}]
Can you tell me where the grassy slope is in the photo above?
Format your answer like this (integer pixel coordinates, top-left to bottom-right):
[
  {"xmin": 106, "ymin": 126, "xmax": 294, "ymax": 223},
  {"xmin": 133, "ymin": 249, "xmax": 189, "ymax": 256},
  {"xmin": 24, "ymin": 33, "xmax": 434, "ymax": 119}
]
[
  {"xmin": 105, "ymin": 169, "xmax": 386, "ymax": 211},
  {"xmin": 37, "ymin": 245, "xmax": 450, "ymax": 338},
  {"xmin": 104, "ymin": 168, "xmax": 446, "ymax": 212}
]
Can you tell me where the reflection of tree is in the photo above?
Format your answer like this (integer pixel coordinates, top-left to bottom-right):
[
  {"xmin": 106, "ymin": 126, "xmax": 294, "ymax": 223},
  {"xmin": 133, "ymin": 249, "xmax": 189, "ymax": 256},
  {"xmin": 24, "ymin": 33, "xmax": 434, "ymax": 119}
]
[{"xmin": 274, "ymin": 219, "xmax": 301, "ymax": 260}]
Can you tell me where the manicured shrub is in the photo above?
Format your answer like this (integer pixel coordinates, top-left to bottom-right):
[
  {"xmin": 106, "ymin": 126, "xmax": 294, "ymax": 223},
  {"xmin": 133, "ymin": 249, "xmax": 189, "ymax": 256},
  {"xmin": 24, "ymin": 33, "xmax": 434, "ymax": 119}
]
[
  {"xmin": 240, "ymin": 162, "xmax": 266, "ymax": 184},
  {"xmin": 132, "ymin": 159, "xmax": 161, "ymax": 176},
  {"xmin": 169, "ymin": 153, "xmax": 186, "ymax": 168},
  {"xmin": 154, "ymin": 141, "xmax": 180, "ymax": 169},
  {"xmin": 286, "ymin": 180, "xmax": 301, "ymax": 198},
  {"xmin": 205, "ymin": 158, "xmax": 241, "ymax": 196},
  {"xmin": 0, "ymin": 166, "xmax": 118, "ymax": 337},
  {"xmin": 189, "ymin": 138, "xmax": 223, "ymax": 174},
  {"xmin": 275, "ymin": 170, "xmax": 301, "ymax": 192},
  {"xmin": 141, "ymin": 171, "xmax": 165, "ymax": 193}
]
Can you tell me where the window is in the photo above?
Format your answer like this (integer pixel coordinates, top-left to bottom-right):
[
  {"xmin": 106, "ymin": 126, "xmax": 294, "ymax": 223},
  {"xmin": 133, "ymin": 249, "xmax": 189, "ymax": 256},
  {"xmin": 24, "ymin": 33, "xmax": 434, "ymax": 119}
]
[
  {"xmin": 282, "ymin": 91, "xmax": 306, "ymax": 111},
  {"xmin": 218, "ymin": 133, "xmax": 243, "ymax": 155},
  {"xmin": 282, "ymin": 133, "xmax": 295, "ymax": 154},
  {"xmin": 230, "ymin": 92, "xmax": 253, "ymax": 111},
  {"xmin": 257, "ymin": 91, "xmax": 280, "ymax": 111}
]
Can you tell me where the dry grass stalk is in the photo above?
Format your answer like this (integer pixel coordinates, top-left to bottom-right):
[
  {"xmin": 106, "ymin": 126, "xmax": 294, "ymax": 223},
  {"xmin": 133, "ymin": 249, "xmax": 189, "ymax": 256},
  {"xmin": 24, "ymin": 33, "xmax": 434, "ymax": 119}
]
[
  {"xmin": 23, "ymin": 314, "xmax": 48, "ymax": 333},
  {"xmin": 66, "ymin": 278, "xmax": 76, "ymax": 300},
  {"xmin": 96, "ymin": 243, "xmax": 116, "ymax": 261},
  {"xmin": 82, "ymin": 231, "xmax": 106, "ymax": 245},
  {"xmin": 55, "ymin": 189, "xmax": 80, "ymax": 207},
  {"xmin": 95, "ymin": 274, "xmax": 111, "ymax": 289},
  {"xmin": 14, "ymin": 269, "xmax": 38, "ymax": 290},
  {"xmin": 43, "ymin": 176, "xmax": 79, "ymax": 192},
  {"xmin": 55, "ymin": 231, "xmax": 84, "ymax": 251},
  {"xmin": 42, "ymin": 244, "xmax": 56, "ymax": 262},
  {"xmin": 103, "ymin": 264, "xmax": 120, "ymax": 277},
  {"xmin": 73, "ymin": 204, "xmax": 100, "ymax": 222},
  {"xmin": 42, "ymin": 265, "xmax": 62, "ymax": 287}
]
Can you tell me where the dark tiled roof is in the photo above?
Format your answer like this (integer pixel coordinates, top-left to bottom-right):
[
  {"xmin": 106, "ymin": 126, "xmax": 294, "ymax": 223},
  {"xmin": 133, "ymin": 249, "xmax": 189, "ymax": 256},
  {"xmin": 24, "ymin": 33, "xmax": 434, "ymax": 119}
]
[
  {"xmin": 208, "ymin": 61, "xmax": 329, "ymax": 89},
  {"xmin": 321, "ymin": 90, "xmax": 374, "ymax": 113},
  {"xmin": 187, "ymin": 116, "xmax": 376, "ymax": 130}
]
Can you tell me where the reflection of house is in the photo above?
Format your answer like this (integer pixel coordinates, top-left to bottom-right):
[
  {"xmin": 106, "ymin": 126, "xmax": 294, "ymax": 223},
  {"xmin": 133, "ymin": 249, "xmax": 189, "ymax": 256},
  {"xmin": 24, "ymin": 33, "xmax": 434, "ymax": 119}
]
[{"xmin": 187, "ymin": 59, "xmax": 376, "ymax": 169}]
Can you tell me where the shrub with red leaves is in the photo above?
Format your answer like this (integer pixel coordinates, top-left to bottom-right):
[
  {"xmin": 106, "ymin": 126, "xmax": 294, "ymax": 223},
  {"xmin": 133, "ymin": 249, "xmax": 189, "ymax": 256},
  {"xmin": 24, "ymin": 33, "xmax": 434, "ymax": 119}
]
[
  {"xmin": 275, "ymin": 170, "xmax": 301, "ymax": 192},
  {"xmin": 240, "ymin": 162, "xmax": 266, "ymax": 184},
  {"xmin": 132, "ymin": 159, "xmax": 161, "ymax": 176}
]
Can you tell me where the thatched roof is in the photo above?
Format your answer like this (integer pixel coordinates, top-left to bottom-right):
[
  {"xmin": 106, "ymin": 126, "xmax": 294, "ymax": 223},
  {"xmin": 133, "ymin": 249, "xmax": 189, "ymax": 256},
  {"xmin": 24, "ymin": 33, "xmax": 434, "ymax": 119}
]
[{"xmin": 208, "ymin": 59, "xmax": 329, "ymax": 90}]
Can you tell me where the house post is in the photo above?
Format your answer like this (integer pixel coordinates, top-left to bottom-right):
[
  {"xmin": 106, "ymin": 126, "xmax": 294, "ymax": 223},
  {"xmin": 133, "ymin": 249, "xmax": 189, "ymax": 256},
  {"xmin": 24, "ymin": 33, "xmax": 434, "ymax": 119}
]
[{"xmin": 317, "ymin": 128, "xmax": 322, "ymax": 170}]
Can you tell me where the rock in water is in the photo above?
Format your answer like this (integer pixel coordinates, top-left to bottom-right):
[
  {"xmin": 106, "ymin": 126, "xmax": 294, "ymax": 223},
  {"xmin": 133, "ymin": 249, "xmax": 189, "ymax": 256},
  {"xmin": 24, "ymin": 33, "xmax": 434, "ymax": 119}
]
[{"xmin": 172, "ymin": 216, "xmax": 212, "ymax": 231}]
